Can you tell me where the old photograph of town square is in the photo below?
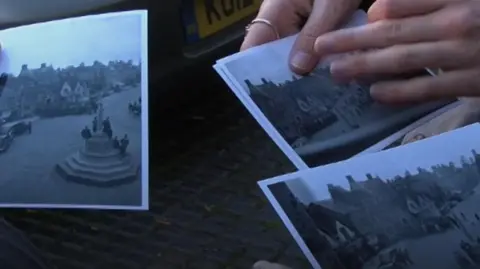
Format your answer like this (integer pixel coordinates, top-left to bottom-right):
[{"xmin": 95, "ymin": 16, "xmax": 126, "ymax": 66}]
[
  {"xmin": 0, "ymin": 10, "xmax": 148, "ymax": 209},
  {"xmin": 260, "ymin": 124, "xmax": 480, "ymax": 269},
  {"xmin": 219, "ymin": 10, "xmax": 447, "ymax": 169}
]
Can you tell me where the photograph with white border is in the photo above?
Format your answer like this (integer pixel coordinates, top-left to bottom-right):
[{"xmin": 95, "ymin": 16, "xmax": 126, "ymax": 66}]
[
  {"xmin": 215, "ymin": 10, "xmax": 451, "ymax": 169},
  {"xmin": 259, "ymin": 123, "xmax": 480, "ymax": 269},
  {"xmin": 0, "ymin": 10, "xmax": 148, "ymax": 210}
]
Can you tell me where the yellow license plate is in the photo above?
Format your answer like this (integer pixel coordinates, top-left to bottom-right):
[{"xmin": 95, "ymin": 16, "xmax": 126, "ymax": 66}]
[{"xmin": 193, "ymin": 0, "xmax": 262, "ymax": 39}]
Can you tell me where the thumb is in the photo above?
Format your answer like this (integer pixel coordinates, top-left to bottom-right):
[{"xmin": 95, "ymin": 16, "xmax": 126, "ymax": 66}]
[{"xmin": 289, "ymin": 0, "xmax": 360, "ymax": 75}]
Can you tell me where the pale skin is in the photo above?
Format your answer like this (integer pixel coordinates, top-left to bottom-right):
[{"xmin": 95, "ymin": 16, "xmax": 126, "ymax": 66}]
[
  {"xmin": 314, "ymin": 0, "xmax": 480, "ymax": 104},
  {"xmin": 241, "ymin": 0, "xmax": 362, "ymax": 75},
  {"xmin": 242, "ymin": 0, "xmax": 480, "ymax": 154}
]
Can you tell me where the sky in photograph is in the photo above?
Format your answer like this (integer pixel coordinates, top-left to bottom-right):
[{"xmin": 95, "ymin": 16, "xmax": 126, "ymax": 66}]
[
  {"xmin": 276, "ymin": 123, "xmax": 480, "ymax": 205},
  {"xmin": 0, "ymin": 11, "xmax": 144, "ymax": 76}
]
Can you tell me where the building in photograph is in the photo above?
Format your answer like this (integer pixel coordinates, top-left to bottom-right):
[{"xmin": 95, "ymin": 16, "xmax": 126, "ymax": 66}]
[
  {"xmin": 270, "ymin": 150, "xmax": 480, "ymax": 269},
  {"xmin": 245, "ymin": 67, "xmax": 373, "ymax": 147},
  {"xmin": 268, "ymin": 182, "xmax": 346, "ymax": 269},
  {"xmin": 58, "ymin": 75, "xmax": 90, "ymax": 103},
  {"xmin": 0, "ymin": 60, "xmax": 141, "ymax": 120}
]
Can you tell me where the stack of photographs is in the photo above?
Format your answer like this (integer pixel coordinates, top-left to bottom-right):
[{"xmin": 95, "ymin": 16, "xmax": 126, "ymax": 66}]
[
  {"xmin": 0, "ymin": 10, "xmax": 149, "ymax": 210},
  {"xmin": 214, "ymin": 9, "xmax": 474, "ymax": 268},
  {"xmin": 214, "ymin": 9, "xmax": 456, "ymax": 169},
  {"xmin": 258, "ymin": 122, "xmax": 480, "ymax": 269}
]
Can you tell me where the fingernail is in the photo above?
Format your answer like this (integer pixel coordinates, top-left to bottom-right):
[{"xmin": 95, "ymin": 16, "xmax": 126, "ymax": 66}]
[
  {"xmin": 314, "ymin": 38, "xmax": 334, "ymax": 54},
  {"xmin": 290, "ymin": 51, "xmax": 316, "ymax": 74},
  {"xmin": 370, "ymin": 84, "xmax": 384, "ymax": 99},
  {"xmin": 330, "ymin": 61, "xmax": 351, "ymax": 81}
]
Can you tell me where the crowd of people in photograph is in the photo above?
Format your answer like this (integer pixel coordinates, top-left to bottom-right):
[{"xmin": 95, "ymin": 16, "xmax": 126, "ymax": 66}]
[
  {"xmin": 80, "ymin": 102, "xmax": 130, "ymax": 156},
  {"xmin": 128, "ymin": 96, "xmax": 141, "ymax": 116}
]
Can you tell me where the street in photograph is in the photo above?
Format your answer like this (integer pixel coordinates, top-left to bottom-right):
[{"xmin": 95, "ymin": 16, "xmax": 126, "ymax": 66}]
[{"xmin": 0, "ymin": 11, "xmax": 148, "ymax": 209}]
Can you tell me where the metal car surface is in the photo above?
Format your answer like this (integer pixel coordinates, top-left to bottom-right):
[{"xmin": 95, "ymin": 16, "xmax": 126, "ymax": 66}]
[{"xmin": 0, "ymin": 0, "xmax": 261, "ymax": 109}]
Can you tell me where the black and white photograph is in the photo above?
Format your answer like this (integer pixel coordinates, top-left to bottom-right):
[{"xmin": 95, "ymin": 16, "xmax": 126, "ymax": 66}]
[
  {"xmin": 0, "ymin": 10, "xmax": 148, "ymax": 209},
  {"xmin": 260, "ymin": 123, "xmax": 480, "ymax": 269},
  {"xmin": 215, "ymin": 10, "xmax": 450, "ymax": 169}
]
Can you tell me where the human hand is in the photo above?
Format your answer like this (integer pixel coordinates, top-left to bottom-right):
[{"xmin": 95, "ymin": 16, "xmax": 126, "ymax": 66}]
[
  {"xmin": 313, "ymin": 0, "xmax": 480, "ymax": 104},
  {"xmin": 240, "ymin": 0, "xmax": 361, "ymax": 75}
]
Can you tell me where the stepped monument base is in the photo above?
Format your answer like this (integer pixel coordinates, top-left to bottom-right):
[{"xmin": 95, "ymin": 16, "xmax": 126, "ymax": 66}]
[
  {"xmin": 56, "ymin": 133, "xmax": 139, "ymax": 187},
  {"xmin": 56, "ymin": 103, "xmax": 139, "ymax": 187}
]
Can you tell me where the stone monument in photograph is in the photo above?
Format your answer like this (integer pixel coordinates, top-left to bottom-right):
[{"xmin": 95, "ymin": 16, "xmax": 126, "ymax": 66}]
[{"xmin": 55, "ymin": 103, "xmax": 139, "ymax": 187}]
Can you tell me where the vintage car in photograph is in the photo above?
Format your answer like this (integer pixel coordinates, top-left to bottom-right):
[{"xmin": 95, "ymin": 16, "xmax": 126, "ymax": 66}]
[
  {"xmin": 0, "ymin": 130, "xmax": 13, "ymax": 153},
  {"xmin": 0, "ymin": 118, "xmax": 14, "ymax": 153},
  {"xmin": 8, "ymin": 120, "xmax": 29, "ymax": 136},
  {"xmin": 0, "ymin": 118, "xmax": 32, "ymax": 153}
]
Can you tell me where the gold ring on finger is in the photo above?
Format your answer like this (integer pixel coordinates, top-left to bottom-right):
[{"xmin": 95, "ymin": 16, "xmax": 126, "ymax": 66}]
[{"xmin": 245, "ymin": 18, "xmax": 280, "ymax": 40}]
